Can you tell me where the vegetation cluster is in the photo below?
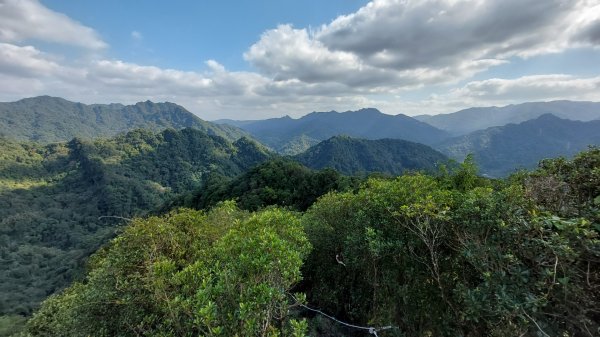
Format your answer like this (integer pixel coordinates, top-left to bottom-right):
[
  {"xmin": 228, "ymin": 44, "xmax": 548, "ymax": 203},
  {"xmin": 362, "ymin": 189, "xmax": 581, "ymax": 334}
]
[{"xmin": 7, "ymin": 148, "xmax": 598, "ymax": 336}]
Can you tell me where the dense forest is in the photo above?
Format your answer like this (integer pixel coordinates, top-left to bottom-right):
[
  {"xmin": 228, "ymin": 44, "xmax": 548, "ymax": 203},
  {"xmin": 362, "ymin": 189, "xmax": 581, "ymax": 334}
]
[
  {"xmin": 178, "ymin": 159, "xmax": 362, "ymax": 212},
  {"xmin": 0, "ymin": 128, "xmax": 271, "ymax": 326},
  {"xmin": 0, "ymin": 97, "xmax": 598, "ymax": 336},
  {"xmin": 294, "ymin": 136, "xmax": 449, "ymax": 176},
  {"xmin": 2, "ymin": 0, "xmax": 600, "ymax": 334},
  {"xmin": 5, "ymin": 147, "xmax": 598, "ymax": 336}
]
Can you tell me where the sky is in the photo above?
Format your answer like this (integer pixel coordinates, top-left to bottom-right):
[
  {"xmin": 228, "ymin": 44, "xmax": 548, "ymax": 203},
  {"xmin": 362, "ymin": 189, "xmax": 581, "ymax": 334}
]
[{"xmin": 0, "ymin": 0, "xmax": 599, "ymax": 120}]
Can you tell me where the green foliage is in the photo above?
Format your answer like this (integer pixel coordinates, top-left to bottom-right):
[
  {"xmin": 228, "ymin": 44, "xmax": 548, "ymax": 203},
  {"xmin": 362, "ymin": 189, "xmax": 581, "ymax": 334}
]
[
  {"xmin": 294, "ymin": 135, "xmax": 449, "ymax": 176},
  {"xmin": 525, "ymin": 146, "xmax": 600, "ymax": 220},
  {"xmin": 0, "ymin": 315, "xmax": 26, "ymax": 337},
  {"xmin": 0, "ymin": 129, "xmax": 271, "ymax": 318},
  {"xmin": 25, "ymin": 204, "xmax": 310, "ymax": 337},
  {"xmin": 187, "ymin": 159, "xmax": 360, "ymax": 211},
  {"xmin": 302, "ymin": 157, "xmax": 599, "ymax": 336},
  {"xmin": 7, "ymin": 140, "xmax": 600, "ymax": 337},
  {"xmin": 437, "ymin": 153, "xmax": 490, "ymax": 191}
]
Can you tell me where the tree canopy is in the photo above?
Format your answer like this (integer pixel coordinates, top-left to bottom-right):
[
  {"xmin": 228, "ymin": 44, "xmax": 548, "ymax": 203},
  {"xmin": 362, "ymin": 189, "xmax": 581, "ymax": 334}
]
[{"xmin": 13, "ymin": 148, "xmax": 599, "ymax": 337}]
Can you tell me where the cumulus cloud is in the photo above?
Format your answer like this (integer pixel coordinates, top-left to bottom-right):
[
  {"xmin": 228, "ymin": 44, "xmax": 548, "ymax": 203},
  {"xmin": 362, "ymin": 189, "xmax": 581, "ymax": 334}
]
[
  {"xmin": 1, "ymin": 0, "xmax": 600, "ymax": 120},
  {"xmin": 0, "ymin": 0, "xmax": 106, "ymax": 49},
  {"xmin": 245, "ymin": 0, "xmax": 600, "ymax": 90},
  {"xmin": 245, "ymin": 25, "xmax": 367, "ymax": 84},
  {"xmin": 244, "ymin": 24, "xmax": 509, "ymax": 90},
  {"xmin": 0, "ymin": 43, "xmax": 60, "ymax": 77},
  {"xmin": 319, "ymin": 0, "xmax": 575, "ymax": 64}
]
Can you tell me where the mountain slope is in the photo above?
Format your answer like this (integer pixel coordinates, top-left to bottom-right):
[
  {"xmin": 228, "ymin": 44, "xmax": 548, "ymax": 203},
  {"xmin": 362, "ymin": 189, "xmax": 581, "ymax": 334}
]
[
  {"xmin": 294, "ymin": 135, "xmax": 449, "ymax": 176},
  {"xmin": 179, "ymin": 159, "xmax": 360, "ymax": 212},
  {"xmin": 0, "ymin": 128, "xmax": 271, "ymax": 317},
  {"xmin": 439, "ymin": 114, "xmax": 600, "ymax": 176},
  {"xmin": 416, "ymin": 101, "xmax": 600, "ymax": 136},
  {"xmin": 217, "ymin": 108, "xmax": 451, "ymax": 154},
  {"xmin": 0, "ymin": 96, "xmax": 249, "ymax": 143}
]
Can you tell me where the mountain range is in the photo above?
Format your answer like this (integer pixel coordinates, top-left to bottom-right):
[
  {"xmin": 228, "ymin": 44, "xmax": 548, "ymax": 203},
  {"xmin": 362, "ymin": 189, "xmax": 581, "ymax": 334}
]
[
  {"xmin": 416, "ymin": 100, "xmax": 600, "ymax": 136},
  {"xmin": 1, "ymin": 96, "xmax": 600, "ymax": 335},
  {"xmin": 1, "ymin": 96, "xmax": 599, "ymax": 178},
  {"xmin": 0, "ymin": 96, "xmax": 249, "ymax": 143},
  {"xmin": 216, "ymin": 108, "xmax": 450, "ymax": 154},
  {"xmin": 439, "ymin": 114, "xmax": 600, "ymax": 176},
  {"xmin": 217, "ymin": 101, "xmax": 600, "ymax": 175}
]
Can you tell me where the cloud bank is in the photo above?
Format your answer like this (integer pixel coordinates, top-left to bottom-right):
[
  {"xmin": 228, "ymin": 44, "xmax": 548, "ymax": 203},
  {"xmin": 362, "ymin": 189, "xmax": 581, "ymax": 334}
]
[{"xmin": 0, "ymin": 0, "xmax": 599, "ymax": 119}]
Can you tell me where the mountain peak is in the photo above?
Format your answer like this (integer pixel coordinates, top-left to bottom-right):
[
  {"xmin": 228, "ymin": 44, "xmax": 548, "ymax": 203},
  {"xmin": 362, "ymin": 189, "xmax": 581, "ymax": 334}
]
[
  {"xmin": 16, "ymin": 95, "xmax": 72, "ymax": 104},
  {"xmin": 295, "ymin": 136, "xmax": 448, "ymax": 176},
  {"xmin": 235, "ymin": 107, "xmax": 450, "ymax": 154},
  {"xmin": 354, "ymin": 107, "xmax": 382, "ymax": 114},
  {"xmin": 0, "ymin": 96, "xmax": 249, "ymax": 143},
  {"xmin": 534, "ymin": 113, "xmax": 563, "ymax": 121},
  {"xmin": 418, "ymin": 101, "xmax": 600, "ymax": 136}
]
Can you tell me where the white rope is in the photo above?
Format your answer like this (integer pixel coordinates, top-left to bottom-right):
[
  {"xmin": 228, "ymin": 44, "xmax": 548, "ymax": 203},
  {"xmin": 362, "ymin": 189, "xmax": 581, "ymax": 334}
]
[
  {"xmin": 98, "ymin": 215, "xmax": 133, "ymax": 221},
  {"xmin": 292, "ymin": 295, "xmax": 396, "ymax": 336}
]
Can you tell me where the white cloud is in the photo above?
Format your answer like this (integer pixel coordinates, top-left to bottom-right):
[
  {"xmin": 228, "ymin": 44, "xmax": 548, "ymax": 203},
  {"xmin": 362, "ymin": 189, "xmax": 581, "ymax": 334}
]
[
  {"xmin": 0, "ymin": 0, "xmax": 599, "ymax": 120},
  {"xmin": 318, "ymin": 0, "xmax": 579, "ymax": 63},
  {"xmin": 0, "ymin": 0, "xmax": 106, "ymax": 49},
  {"xmin": 245, "ymin": 25, "xmax": 366, "ymax": 84},
  {"xmin": 451, "ymin": 74, "xmax": 600, "ymax": 103},
  {"xmin": 245, "ymin": 0, "xmax": 600, "ymax": 91},
  {"xmin": 570, "ymin": 1, "xmax": 600, "ymax": 46},
  {"xmin": 0, "ymin": 43, "xmax": 60, "ymax": 77},
  {"xmin": 382, "ymin": 74, "xmax": 600, "ymax": 116},
  {"xmin": 244, "ymin": 24, "xmax": 509, "ymax": 90}
]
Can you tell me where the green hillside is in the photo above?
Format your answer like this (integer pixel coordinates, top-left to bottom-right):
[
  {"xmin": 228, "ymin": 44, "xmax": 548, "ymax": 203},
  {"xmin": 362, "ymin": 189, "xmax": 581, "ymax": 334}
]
[
  {"xmin": 180, "ymin": 159, "xmax": 361, "ymax": 212},
  {"xmin": 295, "ymin": 135, "xmax": 449, "ymax": 176},
  {"xmin": 0, "ymin": 128, "xmax": 271, "ymax": 321},
  {"xmin": 18, "ymin": 148, "xmax": 600, "ymax": 337},
  {"xmin": 0, "ymin": 96, "xmax": 249, "ymax": 143}
]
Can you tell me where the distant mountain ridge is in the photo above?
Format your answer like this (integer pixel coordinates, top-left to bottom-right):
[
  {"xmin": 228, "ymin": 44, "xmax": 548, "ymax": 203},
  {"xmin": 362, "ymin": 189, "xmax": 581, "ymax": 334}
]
[
  {"xmin": 294, "ymin": 135, "xmax": 449, "ymax": 176},
  {"xmin": 0, "ymin": 96, "xmax": 249, "ymax": 143},
  {"xmin": 416, "ymin": 101, "xmax": 600, "ymax": 136},
  {"xmin": 216, "ymin": 108, "xmax": 451, "ymax": 154},
  {"xmin": 439, "ymin": 113, "xmax": 600, "ymax": 177}
]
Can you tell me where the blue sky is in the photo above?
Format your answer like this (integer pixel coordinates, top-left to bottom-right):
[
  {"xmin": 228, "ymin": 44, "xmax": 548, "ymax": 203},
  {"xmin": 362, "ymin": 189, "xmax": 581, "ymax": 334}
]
[
  {"xmin": 43, "ymin": 0, "xmax": 369, "ymax": 71},
  {"xmin": 0, "ymin": 0, "xmax": 599, "ymax": 120}
]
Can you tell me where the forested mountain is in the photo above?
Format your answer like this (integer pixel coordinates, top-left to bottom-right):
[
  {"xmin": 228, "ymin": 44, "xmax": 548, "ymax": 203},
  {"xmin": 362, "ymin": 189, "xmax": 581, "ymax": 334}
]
[
  {"xmin": 0, "ymin": 96, "xmax": 249, "ymax": 143},
  {"xmin": 294, "ymin": 135, "xmax": 449, "ymax": 176},
  {"xmin": 2, "ymin": 98, "xmax": 599, "ymax": 337},
  {"xmin": 19, "ymin": 148, "xmax": 600, "ymax": 337},
  {"xmin": 416, "ymin": 100, "xmax": 600, "ymax": 136},
  {"xmin": 216, "ymin": 108, "xmax": 451, "ymax": 154},
  {"xmin": 439, "ymin": 114, "xmax": 600, "ymax": 176},
  {"xmin": 177, "ymin": 159, "xmax": 361, "ymax": 212},
  {"xmin": 0, "ymin": 128, "xmax": 271, "ymax": 323}
]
